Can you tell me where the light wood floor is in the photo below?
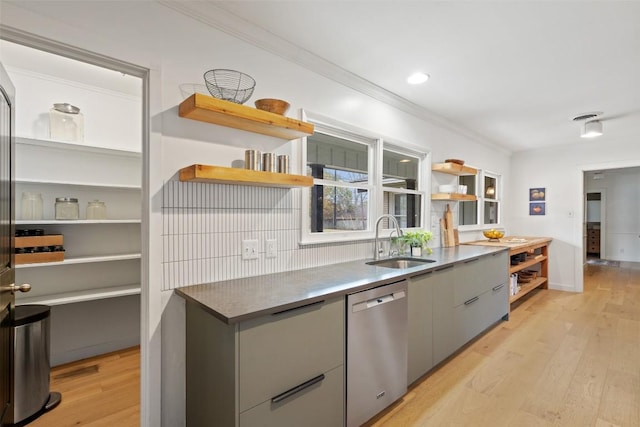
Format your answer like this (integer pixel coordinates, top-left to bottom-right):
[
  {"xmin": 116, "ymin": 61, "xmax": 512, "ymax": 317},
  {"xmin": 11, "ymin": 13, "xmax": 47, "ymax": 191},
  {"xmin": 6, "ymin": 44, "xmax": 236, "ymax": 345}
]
[
  {"xmin": 27, "ymin": 262, "xmax": 640, "ymax": 426},
  {"xmin": 29, "ymin": 346, "xmax": 139, "ymax": 427},
  {"xmin": 368, "ymin": 262, "xmax": 640, "ymax": 427}
]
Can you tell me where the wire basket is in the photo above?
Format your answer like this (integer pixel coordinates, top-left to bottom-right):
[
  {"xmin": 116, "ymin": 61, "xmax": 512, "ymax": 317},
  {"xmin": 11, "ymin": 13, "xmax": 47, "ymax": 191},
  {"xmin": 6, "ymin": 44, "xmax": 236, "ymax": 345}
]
[{"xmin": 203, "ymin": 69, "xmax": 256, "ymax": 104}]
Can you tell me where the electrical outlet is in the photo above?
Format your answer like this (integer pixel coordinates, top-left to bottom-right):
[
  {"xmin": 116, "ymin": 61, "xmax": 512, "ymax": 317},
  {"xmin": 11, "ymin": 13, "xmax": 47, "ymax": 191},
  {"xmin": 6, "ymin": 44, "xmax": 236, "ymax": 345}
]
[
  {"xmin": 266, "ymin": 239, "xmax": 277, "ymax": 258},
  {"xmin": 242, "ymin": 239, "xmax": 258, "ymax": 260}
]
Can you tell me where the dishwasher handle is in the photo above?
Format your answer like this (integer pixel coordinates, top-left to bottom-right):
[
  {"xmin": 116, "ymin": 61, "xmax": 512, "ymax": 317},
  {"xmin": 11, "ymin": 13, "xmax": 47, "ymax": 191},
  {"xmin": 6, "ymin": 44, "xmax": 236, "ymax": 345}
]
[{"xmin": 352, "ymin": 290, "xmax": 406, "ymax": 313}]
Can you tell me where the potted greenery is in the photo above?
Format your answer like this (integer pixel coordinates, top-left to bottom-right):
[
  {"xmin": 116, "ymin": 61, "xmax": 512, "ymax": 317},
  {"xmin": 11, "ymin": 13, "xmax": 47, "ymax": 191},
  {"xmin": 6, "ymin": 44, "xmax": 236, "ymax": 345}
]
[{"xmin": 395, "ymin": 229, "xmax": 433, "ymax": 257}]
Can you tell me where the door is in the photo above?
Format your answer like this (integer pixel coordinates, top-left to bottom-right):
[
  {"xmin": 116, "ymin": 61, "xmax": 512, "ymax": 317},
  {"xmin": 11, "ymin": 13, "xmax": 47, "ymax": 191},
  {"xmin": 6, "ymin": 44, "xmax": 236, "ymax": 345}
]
[{"xmin": 0, "ymin": 61, "xmax": 16, "ymax": 425}]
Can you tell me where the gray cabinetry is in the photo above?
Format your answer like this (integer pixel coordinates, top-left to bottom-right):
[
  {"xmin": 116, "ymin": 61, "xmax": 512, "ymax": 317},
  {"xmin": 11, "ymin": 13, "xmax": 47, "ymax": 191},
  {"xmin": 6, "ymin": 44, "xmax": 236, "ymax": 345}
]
[
  {"xmin": 432, "ymin": 251, "xmax": 508, "ymax": 366},
  {"xmin": 186, "ymin": 297, "xmax": 344, "ymax": 427},
  {"xmin": 408, "ymin": 270, "xmax": 435, "ymax": 384}
]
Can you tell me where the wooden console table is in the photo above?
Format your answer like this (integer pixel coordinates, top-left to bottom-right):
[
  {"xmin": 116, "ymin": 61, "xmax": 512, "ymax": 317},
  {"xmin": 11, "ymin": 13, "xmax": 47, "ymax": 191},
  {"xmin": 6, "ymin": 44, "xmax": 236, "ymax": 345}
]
[{"xmin": 464, "ymin": 236, "xmax": 552, "ymax": 305}]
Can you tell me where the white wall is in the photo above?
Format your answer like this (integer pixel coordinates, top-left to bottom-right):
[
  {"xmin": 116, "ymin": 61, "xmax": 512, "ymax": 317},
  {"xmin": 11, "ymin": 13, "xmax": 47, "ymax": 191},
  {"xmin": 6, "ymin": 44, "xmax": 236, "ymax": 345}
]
[
  {"xmin": 1, "ymin": 2, "xmax": 510, "ymax": 425},
  {"xmin": 509, "ymin": 139, "xmax": 640, "ymax": 293},
  {"xmin": 7, "ymin": 66, "xmax": 141, "ymax": 151},
  {"xmin": 585, "ymin": 168, "xmax": 640, "ymax": 262}
]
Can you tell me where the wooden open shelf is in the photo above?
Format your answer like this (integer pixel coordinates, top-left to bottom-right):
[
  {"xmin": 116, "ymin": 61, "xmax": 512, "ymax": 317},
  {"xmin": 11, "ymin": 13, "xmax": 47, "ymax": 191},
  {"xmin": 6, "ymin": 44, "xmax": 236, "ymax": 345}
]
[
  {"xmin": 178, "ymin": 93, "xmax": 314, "ymax": 140},
  {"xmin": 432, "ymin": 162, "xmax": 478, "ymax": 176},
  {"xmin": 510, "ymin": 277, "xmax": 547, "ymax": 303},
  {"xmin": 179, "ymin": 164, "xmax": 313, "ymax": 188},
  {"xmin": 509, "ymin": 255, "xmax": 548, "ymax": 275},
  {"xmin": 431, "ymin": 193, "xmax": 477, "ymax": 201}
]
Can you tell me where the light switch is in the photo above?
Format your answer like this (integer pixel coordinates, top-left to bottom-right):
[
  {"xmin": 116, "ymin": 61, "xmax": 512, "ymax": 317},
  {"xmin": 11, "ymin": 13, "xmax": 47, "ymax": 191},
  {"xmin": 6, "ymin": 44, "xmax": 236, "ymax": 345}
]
[
  {"xmin": 266, "ymin": 239, "xmax": 277, "ymax": 258},
  {"xmin": 242, "ymin": 239, "xmax": 258, "ymax": 260}
]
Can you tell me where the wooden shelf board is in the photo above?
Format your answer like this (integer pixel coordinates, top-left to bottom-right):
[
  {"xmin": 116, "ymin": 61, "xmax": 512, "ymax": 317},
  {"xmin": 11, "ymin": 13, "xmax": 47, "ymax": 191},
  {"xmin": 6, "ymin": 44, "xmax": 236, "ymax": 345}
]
[
  {"xmin": 431, "ymin": 193, "xmax": 477, "ymax": 201},
  {"xmin": 179, "ymin": 93, "xmax": 314, "ymax": 140},
  {"xmin": 179, "ymin": 164, "xmax": 313, "ymax": 188},
  {"xmin": 16, "ymin": 284, "xmax": 141, "ymax": 306},
  {"xmin": 432, "ymin": 162, "xmax": 478, "ymax": 176},
  {"xmin": 510, "ymin": 255, "xmax": 548, "ymax": 274},
  {"xmin": 510, "ymin": 277, "xmax": 547, "ymax": 303}
]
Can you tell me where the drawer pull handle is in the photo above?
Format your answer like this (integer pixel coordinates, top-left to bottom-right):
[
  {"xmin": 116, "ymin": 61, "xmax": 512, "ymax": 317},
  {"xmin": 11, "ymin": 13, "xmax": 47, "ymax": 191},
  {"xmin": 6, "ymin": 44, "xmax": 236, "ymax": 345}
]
[
  {"xmin": 435, "ymin": 265, "xmax": 453, "ymax": 272},
  {"xmin": 271, "ymin": 374, "xmax": 325, "ymax": 404},
  {"xmin": 464, "ymin": 296, "xmax": 480, "ymax": 305},
  {"xmin": 464, "ymin": 258, "xmax": 480, "ymax": 264},
  {"xmin": 492, "ymin": 284, "xmax": 505, "ymax": 292},
  {"xmin": 272, "ymin": 300, "xmax": 324, "ymax": 316}
]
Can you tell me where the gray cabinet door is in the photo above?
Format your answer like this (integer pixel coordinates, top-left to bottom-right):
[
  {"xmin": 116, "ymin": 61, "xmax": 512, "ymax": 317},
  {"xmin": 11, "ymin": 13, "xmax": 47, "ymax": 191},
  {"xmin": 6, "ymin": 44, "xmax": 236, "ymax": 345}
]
[
  {"xmin": 407, "ymin": 271, "xmax": 434, "ymax": 384},
  {"xmin": 431, "ymin": 265, "xmax": 457, "ymax": 366},
  {"xmin": 238, "ymin": 298, "xmax": 344, "ymax": 413},
  {"xmin": 239, "ymin": 366, "xmax": 344, "ymax": 427}
]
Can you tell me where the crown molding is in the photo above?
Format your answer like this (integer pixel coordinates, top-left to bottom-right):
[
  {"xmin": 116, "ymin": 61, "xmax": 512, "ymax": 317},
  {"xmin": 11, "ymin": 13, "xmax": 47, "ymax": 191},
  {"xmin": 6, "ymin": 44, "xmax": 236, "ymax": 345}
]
[{"xmin": 157, "ymin": 1, "xmax": 510, "ymax": 155}]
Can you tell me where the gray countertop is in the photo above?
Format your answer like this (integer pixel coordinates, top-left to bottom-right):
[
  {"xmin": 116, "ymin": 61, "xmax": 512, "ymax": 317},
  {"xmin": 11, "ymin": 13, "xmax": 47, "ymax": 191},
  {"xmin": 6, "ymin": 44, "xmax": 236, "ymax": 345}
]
[{"xmin": 175, "ymin": 244, "xmax": 507, "ymax": 324}]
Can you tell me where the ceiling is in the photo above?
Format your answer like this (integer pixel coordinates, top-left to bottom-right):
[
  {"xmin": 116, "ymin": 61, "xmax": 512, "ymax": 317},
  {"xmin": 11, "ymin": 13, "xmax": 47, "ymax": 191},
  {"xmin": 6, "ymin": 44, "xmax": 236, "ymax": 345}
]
[{"xmin": 194, "ymin": 1, "xmax": 640, "ymax": 153}]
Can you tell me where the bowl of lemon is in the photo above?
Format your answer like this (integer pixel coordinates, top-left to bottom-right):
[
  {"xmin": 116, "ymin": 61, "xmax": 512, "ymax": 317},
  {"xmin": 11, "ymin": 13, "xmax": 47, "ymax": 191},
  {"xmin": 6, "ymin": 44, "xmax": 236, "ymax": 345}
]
[{"xmin": 482, "ymin": 229, "xmax": 505, "ymax": 241}]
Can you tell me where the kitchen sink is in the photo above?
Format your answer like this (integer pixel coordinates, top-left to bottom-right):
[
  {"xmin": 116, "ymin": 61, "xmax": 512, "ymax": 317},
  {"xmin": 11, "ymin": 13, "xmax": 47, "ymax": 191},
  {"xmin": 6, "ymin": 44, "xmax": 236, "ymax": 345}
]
[{"xmin": 366, "ymin": 257, "xmax": 436, "ymax": 269}]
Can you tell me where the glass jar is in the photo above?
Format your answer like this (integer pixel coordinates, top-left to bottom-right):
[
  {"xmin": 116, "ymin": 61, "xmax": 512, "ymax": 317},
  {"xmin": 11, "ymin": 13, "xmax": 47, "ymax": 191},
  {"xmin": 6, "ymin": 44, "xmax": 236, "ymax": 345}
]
[
  {"xmin": 21, "ymin": 192, "xmax": 43, "ymax": 220},
  {"xmin": 86, "ymin": 200, "xmax": 107, "ymax": 220},
  {"xmin": 55, "ymin": 197, "xmax": 79, "ymax": 220},
  {"xmin": 49, "ymin": 104, "xmax": 84, "ymax": 142}
]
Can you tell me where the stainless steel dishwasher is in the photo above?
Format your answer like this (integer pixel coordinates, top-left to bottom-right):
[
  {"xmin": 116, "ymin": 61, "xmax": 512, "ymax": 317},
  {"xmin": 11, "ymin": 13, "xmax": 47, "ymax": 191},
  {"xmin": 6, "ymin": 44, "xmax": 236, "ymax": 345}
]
[{"xmin": 347, "ymin": 279, "xmax": 408, "ymax": 427}]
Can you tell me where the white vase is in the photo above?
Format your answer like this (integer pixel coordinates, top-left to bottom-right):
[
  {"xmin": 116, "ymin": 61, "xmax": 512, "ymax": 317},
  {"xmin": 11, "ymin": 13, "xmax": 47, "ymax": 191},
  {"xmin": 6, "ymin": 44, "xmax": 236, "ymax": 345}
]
[{"xmin": 411, "ymin": 246, "xmax": 422, "ymax": 257}]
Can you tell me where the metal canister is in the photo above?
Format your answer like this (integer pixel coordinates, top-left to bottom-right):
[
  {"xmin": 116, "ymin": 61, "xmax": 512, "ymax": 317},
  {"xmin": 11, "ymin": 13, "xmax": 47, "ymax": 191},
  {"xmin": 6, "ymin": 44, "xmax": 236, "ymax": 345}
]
[
  {"xmin": 262, "ymin": 153, "xmax": 275, "ymax": 172},
  {"xmin": 244, "ymin": 150, "xmax": 261, "ymax": 170},
  {"xmin": 277, "ymin": 155, "xmax": 289, "ymax": 174}
]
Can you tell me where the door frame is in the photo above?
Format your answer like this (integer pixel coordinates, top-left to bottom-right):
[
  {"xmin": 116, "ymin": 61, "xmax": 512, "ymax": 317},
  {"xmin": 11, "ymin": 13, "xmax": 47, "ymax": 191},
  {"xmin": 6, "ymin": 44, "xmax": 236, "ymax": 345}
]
[
  {"xmin": 577, "ymin": 159, "xmax": 640, "ymax": 292},
  {"xmin": 0, "ymin": 27, "xmax": 155, "ymax": 425}
]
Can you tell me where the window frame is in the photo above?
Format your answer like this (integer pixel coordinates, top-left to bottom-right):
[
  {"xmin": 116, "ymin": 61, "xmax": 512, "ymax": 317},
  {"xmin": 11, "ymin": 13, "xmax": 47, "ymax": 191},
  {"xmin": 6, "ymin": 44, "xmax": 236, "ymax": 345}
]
[
  {"xmin": 380, "ymin": 144, "xmax": 428, "ymax": 230},
  {"xmin": 299, "ymin": 111, "xmax": 428, "ymax": 245},
  {"xmin": 457, "ymin": 169, "xmax": 503, "ymax": 231}
]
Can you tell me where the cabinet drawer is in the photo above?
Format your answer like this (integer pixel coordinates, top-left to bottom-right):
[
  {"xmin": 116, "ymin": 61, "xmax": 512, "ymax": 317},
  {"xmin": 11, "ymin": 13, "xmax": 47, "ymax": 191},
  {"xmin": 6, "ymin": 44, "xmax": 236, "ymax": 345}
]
[
  {"xmin": 239, "ymin": 365, "xmax": 344, "ymax": 427},
  {"xmin": 453, "ymin": 252, "xmax": 507, "ymax": 306},
  {"xmin": 238, "ymin": 298, "xmax": 344, "ymax": 412},
  {"xmin": 454, "ymin": 283, "xmax": 508, "ymax": 346}
]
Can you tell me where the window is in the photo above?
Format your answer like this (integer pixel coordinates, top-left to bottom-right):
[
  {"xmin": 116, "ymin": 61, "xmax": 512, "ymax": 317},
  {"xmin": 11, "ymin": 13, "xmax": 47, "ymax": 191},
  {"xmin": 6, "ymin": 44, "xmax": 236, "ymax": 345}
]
[
  {"xmin": 458, "ymin": 171, "xmax": 501, "ymax": 228},
  {"xmin": 382, "ymin": 148, "xmax": 422, "ymax": 228},
  {"xmin": 483, "ymin": 173, "xmax": 500, "ymax": 225},
  {"xmin": 458, "ymin": 174, "xmax": 478, "ymax": 226},
  {"xmin": 301, "ymin": 113, "xmax": 426, "ymax": 243},
  {"xmin": 305, "ymin": 129, "xmax": 374, "ymax": 236}
]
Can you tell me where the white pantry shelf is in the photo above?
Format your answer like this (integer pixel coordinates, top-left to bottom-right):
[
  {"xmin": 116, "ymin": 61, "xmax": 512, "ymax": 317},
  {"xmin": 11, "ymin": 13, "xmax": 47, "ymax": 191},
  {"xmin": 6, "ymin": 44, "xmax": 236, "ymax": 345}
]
[
  {"xmin": 16, "ymin": 219, "xmax": 141, "ymax": 225},
  {"xmin": 16, "ymin": 253, "xmax": 141, "ymax": 268},
  {"xmin": 16, "ymin": 284, "xmax": 141, "ymax": 306}
]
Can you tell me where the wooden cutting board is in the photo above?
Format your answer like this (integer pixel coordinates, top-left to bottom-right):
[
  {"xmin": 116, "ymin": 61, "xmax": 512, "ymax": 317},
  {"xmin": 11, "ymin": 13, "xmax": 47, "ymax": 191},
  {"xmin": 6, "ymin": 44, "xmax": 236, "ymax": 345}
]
[{"xmin": 445, "ymin": 204, "xmax": 455, "ymax": 246}]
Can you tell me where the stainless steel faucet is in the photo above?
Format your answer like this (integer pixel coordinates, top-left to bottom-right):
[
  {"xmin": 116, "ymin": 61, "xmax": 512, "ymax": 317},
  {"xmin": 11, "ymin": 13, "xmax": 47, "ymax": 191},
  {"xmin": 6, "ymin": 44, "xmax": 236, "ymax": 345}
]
[{"xmin": 373, "ymin": 214, "xmax": 403, "ymax": 260}]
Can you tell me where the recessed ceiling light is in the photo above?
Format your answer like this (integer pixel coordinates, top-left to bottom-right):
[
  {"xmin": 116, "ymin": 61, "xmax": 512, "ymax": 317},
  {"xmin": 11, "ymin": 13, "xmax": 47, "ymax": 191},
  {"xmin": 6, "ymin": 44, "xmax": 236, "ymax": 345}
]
[{"xmin": 407, "ymin": 72, "xmax": 429, "ymax": 85}]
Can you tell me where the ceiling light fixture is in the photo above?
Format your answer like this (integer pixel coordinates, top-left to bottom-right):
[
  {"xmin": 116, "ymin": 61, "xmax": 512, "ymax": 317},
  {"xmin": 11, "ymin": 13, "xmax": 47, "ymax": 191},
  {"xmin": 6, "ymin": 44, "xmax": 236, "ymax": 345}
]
[
  {"xmin": 407, "ymin": 72, "xmax": 429, "ymax": 85},
  {"xmin": 581, "ymin": 120, "xmax": 603, "ymax": 138},
  {"xmin": 572, "ymin": 112, "xmax": 603, "ymax": 138}
]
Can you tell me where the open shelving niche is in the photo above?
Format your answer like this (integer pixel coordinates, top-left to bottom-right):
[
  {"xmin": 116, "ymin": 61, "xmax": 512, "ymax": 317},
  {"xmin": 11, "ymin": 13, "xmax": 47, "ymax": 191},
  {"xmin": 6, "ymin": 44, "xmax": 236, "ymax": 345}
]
[
  {"xmin": 431, "ymin": 162, "xmax": 478, "ymax": 201},
  {"xmin": 177, "ymin": 94, "xmax": 314, "ymax": 188},
  {"xmin": 14, "ymin": 137, "xmax": 142, "ymax": 306},
  {"xmin": 508, "ymin": 239, "xmax": 550, "ymax": 304}
]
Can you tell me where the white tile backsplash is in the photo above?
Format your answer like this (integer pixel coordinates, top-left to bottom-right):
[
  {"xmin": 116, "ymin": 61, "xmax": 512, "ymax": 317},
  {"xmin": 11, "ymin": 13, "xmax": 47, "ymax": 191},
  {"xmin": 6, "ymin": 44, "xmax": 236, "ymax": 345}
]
[{"xmin": 161, "ymin": 181, "xmax": 374, "ymax": 290}]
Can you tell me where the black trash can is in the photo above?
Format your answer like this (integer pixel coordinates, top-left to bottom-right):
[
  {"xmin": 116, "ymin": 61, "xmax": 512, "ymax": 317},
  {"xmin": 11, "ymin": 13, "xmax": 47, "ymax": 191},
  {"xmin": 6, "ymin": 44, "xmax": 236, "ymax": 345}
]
[{"xmin": 9, "ymin": 304, "xmax": 61, "ymax": 426}]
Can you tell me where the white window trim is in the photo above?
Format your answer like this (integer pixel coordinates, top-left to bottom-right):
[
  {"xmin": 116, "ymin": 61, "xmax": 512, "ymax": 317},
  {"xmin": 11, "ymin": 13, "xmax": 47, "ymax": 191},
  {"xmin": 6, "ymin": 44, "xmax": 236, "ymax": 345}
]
[
  {"xmin": 381, "ymin": 143, "xmax": 428, "ymax": 231},
  {"xmin": 481, "ymin": 170, "xmax": 502, "ymax": 227},
  {"xmin": 299, "ymin": 110, "xmax": 428, "ymax": 245},
  {"xmin": 300, "ymin": 110, "xmax": 379, "ymax": 245},
  {"xmin": 457, "ymin": 169, "xmax": 503, "ymax": 231}
]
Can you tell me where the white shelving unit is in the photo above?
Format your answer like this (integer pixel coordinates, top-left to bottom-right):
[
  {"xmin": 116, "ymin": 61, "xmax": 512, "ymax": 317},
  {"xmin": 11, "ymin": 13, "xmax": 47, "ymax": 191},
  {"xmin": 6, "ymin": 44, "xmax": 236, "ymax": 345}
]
[{"xmin": 14, "ymin": 137, "xmax": 142, "ymax": 306}]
